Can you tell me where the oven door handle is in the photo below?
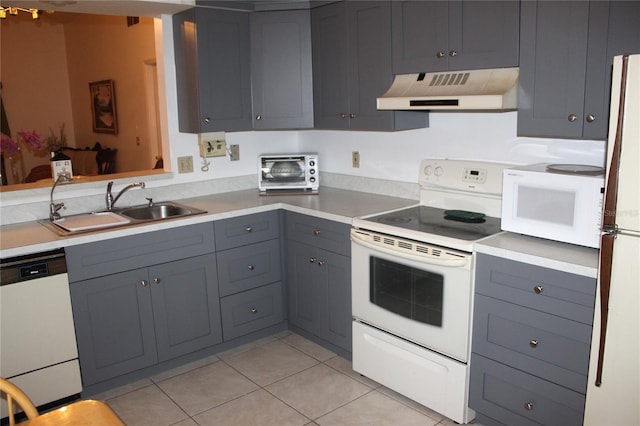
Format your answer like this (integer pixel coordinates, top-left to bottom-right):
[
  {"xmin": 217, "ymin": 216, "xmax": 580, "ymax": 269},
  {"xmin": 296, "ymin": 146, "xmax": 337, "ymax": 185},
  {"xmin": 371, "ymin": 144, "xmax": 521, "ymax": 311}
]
[{"xmin": 351, "ymin": 235, "xmax": 469, "ymax": 268}]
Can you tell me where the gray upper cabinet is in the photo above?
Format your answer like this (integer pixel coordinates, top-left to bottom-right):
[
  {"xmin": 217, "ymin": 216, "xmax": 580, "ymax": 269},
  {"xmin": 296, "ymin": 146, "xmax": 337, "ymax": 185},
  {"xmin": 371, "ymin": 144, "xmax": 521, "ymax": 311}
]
[
  {"xmin": 173, "ymin": 8, "xmax": 252, "ymax": 133},
  {"xmin": 392, "ymin": 1, "xmax": 520, "ymax": 74},
  {"xmin": 250, "ymin": 10, "xmax": 314, "ymax": 130},
  {"xmin": 312, "ymin": 1, "xmax": 428, "ymax": 131},
  {"xmin": 518, "ymin": 1, "xmax": 640, "ymax": 140}
]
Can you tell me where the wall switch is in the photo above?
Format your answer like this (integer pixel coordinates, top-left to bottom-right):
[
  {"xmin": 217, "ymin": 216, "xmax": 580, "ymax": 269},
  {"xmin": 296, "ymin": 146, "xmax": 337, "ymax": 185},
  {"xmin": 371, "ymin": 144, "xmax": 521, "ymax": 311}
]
[
  {"xmin": 177, "ymin": 156, "xmax": 193, "ymax": 173},
  {"xmin": 198, "ymin": 132, "xmax": 227, "ymax": 157},
  {"xmin": 230, "ymin": 144, "xmax": 240, "ymax": 161},
  {"xmin": 352, "ymin": 151, "xmax": 360, "ymax": 168}
]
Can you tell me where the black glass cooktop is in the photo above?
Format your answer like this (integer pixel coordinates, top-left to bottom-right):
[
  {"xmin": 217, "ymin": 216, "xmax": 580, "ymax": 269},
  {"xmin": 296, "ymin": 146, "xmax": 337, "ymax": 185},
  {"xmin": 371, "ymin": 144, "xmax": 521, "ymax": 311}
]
[{"xmin": 364, "ymin": 205, "xmax": 502, "ymax": 241}]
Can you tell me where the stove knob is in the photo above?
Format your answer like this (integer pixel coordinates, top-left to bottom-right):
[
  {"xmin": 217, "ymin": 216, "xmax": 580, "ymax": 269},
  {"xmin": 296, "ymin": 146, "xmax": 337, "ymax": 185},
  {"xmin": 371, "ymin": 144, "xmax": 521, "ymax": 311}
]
[
  {"xmin": 434, "ymin": 166, "xmax": 444, "ymax": 177},
  {"xmin": 424, "ymin": 165, "xmax": 433, "ymax": 176}
]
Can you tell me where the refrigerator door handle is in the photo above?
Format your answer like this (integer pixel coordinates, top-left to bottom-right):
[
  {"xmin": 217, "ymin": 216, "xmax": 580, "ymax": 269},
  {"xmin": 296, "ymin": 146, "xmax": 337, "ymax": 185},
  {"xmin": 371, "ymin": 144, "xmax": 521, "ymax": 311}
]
[{"xmin": 596, "ymin": 54, "xmax": 629, "ymax": 387}]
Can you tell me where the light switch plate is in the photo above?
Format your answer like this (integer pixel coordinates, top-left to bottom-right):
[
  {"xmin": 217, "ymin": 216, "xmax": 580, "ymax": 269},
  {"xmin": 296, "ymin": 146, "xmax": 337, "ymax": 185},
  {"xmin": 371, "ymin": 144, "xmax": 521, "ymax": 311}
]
[
  {"xmin": 177, "ymin": 156, "xmax": 193, "ymax": 173},
  {"xmin": 198, "ymin": 132, "xmax": 227, "ymax": 157}
]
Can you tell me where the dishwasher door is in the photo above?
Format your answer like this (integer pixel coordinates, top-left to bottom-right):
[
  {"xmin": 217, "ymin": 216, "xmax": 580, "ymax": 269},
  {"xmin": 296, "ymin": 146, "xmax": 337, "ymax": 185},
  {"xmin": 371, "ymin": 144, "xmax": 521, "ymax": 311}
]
[{"xmin": 1, "ymin": 249, "xmax": 82, "ymax": 416}]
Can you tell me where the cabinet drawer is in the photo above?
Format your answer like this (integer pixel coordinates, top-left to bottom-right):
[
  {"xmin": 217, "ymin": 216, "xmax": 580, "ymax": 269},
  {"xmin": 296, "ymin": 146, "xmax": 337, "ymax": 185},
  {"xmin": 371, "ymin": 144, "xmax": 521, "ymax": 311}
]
[
  {"xmin": 66, "ymin": 223, "xmax": 215, "ymax": 282},
  {"xmin": 214, "ymin": 210, "xmax": 280, "ymax": 250},
  {"xmin": 217, "ymin": 239, "xmax": 282, "ymax": 297},
  {"xmin": 475, "ymin": 253, "xmax": 596, "ymax": 324},
  {"xmin": 220, "ymin": 282, "xmax": 284, "ymax": 341},
  {"xmin": 472, "ymin": 294, "xmax": 591, "ymax": 393},
  {"xmin": 470, "ymin": 354, "xmax": 585, "ymax": 426},
  {"xmin": 285, "ymin": 211, "xmax": 350, "ymax": 256}
]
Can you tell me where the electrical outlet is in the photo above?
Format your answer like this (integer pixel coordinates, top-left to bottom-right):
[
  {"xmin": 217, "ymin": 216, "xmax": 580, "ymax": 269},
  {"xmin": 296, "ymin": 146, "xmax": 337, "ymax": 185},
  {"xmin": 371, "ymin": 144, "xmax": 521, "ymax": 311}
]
[
  {"xmin": 198, "ymin": 132, "xmax": 227, "ymax": 157},
  {"xmin": 230, "ymin": 144, "xmax": 240, "ymax": 161},
  {"xmin": 177, "ymin": 156, "xmax": 193, "ymax": 173},
  {"xmin": 352, "ymin": 151, "xmax": 360, "ymax": 168}
]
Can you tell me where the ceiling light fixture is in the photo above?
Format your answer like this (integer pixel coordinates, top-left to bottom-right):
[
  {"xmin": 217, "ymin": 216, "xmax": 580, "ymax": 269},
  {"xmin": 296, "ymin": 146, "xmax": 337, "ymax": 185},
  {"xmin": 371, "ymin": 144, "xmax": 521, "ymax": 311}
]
[{"xmin": 0, "ymin": 5, "xmax": 40, "ymax": 20}]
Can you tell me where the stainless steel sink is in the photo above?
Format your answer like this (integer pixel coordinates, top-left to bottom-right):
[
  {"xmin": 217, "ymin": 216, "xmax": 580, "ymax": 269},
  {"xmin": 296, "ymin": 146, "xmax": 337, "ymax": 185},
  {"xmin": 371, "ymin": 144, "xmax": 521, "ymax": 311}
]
[
  {"xmin": 41, "ymin": 201, "xmax": 207, "ymax": 236},
  {"xmin": 119, "ymin": 202, "xmax": 200, "ymax": 220}
]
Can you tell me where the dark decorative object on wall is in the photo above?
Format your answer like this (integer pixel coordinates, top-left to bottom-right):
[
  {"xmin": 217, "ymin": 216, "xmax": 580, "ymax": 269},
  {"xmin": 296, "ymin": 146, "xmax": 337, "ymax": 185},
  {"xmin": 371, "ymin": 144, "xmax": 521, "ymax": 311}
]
[{"xmin": 89, "ymin": 79, "xmax": 118, "ymax": 134}]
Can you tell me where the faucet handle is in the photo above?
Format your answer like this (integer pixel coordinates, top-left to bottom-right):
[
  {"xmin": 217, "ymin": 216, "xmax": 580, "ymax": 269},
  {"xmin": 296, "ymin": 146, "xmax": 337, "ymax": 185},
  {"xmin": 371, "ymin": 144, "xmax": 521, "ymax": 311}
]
[{"xmin": 146, "ymin": 197, "xmax": 154, "ymax": 206}]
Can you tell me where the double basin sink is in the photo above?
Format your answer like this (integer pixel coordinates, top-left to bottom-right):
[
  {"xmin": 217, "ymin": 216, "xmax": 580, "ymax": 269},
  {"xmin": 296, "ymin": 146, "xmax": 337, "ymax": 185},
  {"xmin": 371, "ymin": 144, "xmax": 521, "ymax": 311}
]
[{"xmin": 45, "ymin": 201, "xmax": 207, "ymax": 235}]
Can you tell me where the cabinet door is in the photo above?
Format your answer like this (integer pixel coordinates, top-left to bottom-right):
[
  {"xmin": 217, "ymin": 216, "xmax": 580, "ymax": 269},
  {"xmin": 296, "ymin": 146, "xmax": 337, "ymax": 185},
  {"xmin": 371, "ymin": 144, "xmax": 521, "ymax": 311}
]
[
  {"xmin": 347, "ymin": 1, "xmax": 396, "ymax": 130},
  {"xmin": 250, "ymin": 10, "xmax": 314, "ymax": 130},
  {"xmin": 583, "ymin": 1, "xmax": 640, "ymax": 140},
  {"xmin": 392, "ymin": 1, "xmax": 449, "ymax": 73},
  {"xmin": 70, "ymin": 269, "xmax": 157, "ymax": 386},
  {"xmin": 448, "ymin": 1, "xmax": 520, "ymax": 71},
  {"xmin": 518, "ymin": 1, "xmax": 590, "ymax": 138},
  {"xmin": 287, "ymin": 241, "xmax": 319, "ymax": 334},
  {"xmin": 173, "ymin": 8, "xmax": 252, "ymax": 133},
  {"xmin": 150, "ymin": 255, "xmax": 222, "ymax": 362},
  {"xmin": 311, "ymin": 1, "xmax": 350, "ymax": 129},
  {"xmin": 316, "ymin": 248, "xmax": 352, "ymax": 352}
]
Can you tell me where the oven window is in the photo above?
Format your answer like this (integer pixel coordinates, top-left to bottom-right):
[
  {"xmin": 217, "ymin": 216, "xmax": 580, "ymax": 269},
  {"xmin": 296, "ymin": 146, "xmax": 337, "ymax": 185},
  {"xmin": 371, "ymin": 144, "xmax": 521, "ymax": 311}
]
[{"xmin": 369, "ymin": 256, "xmax": 443, "ymax": 326}]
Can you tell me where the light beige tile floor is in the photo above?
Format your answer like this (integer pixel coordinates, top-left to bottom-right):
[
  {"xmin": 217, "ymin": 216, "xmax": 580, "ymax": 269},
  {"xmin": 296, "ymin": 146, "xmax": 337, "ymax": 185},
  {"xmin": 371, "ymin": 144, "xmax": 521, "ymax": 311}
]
[{"xmin": 97, "ymin": 331, "xmax": 459, "ymax": 426}]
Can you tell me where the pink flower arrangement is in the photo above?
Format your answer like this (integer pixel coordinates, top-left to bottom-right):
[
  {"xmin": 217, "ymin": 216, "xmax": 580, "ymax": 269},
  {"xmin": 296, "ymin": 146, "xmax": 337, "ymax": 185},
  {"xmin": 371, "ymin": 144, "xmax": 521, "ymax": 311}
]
[{"xmin": 0, "ymin": 130, "xmax": 47, "ymax": 156}]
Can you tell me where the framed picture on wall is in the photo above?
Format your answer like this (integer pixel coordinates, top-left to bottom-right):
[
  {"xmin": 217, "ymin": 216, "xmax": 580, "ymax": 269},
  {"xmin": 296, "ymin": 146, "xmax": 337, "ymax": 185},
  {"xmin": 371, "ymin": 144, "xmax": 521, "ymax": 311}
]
[{"xmin": 89, "ymin": 79, "xmax": 118, "ymax": 134}]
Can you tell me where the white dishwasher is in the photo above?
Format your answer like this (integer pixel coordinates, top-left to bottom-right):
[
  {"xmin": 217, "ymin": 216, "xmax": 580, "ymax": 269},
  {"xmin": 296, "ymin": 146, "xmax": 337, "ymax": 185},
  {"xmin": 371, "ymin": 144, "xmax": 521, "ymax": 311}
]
[{"xmin": 1, "ymin": 249, "xmax": 82, "ymax": 417}]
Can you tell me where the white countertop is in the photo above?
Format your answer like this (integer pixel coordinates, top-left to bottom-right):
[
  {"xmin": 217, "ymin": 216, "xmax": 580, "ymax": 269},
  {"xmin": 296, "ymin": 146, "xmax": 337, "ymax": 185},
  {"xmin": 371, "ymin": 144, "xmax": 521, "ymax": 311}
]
[
  {"xmin": 0, "ymin": 188, "xmax": 417, "ymax": 258},
  {"xmin": 475, "ymin": 232, "xmax": 600, "ymax": 278}
]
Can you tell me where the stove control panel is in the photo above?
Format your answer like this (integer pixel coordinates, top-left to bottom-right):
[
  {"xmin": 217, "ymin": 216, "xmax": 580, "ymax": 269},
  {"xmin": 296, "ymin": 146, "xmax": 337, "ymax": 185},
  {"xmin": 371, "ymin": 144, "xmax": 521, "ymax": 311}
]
[{"xmin": 419, "ymin": 159, "xmax": 514, "ymax": 195}]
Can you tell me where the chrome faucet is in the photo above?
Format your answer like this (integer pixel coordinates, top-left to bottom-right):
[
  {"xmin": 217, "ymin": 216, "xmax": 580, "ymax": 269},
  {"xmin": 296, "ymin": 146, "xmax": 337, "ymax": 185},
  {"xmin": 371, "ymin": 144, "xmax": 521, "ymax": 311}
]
[
  {"xmin": 49, "ymin": 174, "xmax": 72, "ymax": 221},
  {"xmin": 106, "ymin": 181, "xmax": 145, "ymax": 210}
]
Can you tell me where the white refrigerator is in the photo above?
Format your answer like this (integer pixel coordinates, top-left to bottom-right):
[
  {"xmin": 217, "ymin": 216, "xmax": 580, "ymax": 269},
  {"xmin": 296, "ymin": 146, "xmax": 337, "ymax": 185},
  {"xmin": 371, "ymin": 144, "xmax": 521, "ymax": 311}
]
[{"xmin": 584, "ymin": 54, "xmax": 640, "ymax": 425}]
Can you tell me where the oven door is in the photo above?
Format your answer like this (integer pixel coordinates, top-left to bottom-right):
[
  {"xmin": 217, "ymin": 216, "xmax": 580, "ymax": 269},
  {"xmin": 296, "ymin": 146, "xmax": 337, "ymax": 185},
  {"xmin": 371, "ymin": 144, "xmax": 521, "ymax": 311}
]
[{"xmin": 351, "ymin": 229, "xmax": 473, "ymax": 362}]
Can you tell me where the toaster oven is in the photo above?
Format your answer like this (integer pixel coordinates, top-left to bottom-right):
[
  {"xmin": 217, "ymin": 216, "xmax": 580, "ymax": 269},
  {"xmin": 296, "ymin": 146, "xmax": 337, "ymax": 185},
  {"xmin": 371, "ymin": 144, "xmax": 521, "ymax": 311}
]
[{"xmin": 258, "ymin": 153, "xmax": 319, "ymax": 193}]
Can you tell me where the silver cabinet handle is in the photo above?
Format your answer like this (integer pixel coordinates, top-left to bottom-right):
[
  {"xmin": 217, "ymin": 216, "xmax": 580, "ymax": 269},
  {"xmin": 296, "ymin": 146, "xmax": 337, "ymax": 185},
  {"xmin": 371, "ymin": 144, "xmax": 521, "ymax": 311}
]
[
  {"xmin": 586, "ymin": 114, "xmax": 596, "ymax": 123},
  {"xmin": 349, "ymin": 112, "xmax": 357, "ymax": 119},
  {"xmin": 245, "ymin": 226, "xmax": 253, "ymax": 233},
  {"xmin": 309, "ymin": 257, "xmax": 316, "ymax": 263},
  {"xmin": 340, "ymin": 113, "xmax": 347, "ymax": 119},
  {"xmin": 251, "ymin": 308, "xmax": 258, "ymax": 314},
  {"xmin": 529, "ymin": 340, "xmax": 538, "ymax": 348},
  {"xmin": 153, "ymin": 277, "xmax": 161, "ymax": 284},
  {"xmin": 255, "ymin": 115, "xmax": 262, "ymax": 121},
  {"xmin": 247, "ymin": 265, "xmax": 255, "ymax": 271},
  {"xmin": 140, "ymin": 280, "xmax": 148, "ymax": 287},
  {"xmin": 203, "ymin": 117, "xmax": 211, "ymax": 123},
  {"xmin": 436, "ymin": 51, "xmax": 445, "ymax": 58},
  {"xmin": 524, "ymin": 402, "xmax": 533, "ymax": 411},
  {"xmin": 568, "ymin": 113, "xmax": 577, "ymax": 122},
  {"xmin": 449, "ymin": 50, "xmax": 457, "ymax": 57},
  {"xmin": 318, "ymin": 260, "xmax": 325, "ymax": 267},
  {"xmin": 313, "ymin": 230, "xmax": 321, "ymax": 236},
  {"xmin": 534, "ymin": 285, "xmax": 543, "ymax": 294}
]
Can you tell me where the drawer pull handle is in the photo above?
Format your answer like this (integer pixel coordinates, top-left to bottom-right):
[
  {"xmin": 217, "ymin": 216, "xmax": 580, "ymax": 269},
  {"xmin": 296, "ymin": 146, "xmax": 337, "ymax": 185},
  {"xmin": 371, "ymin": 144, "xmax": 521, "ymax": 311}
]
[
  {"xmin": 534, "ymin": 285, "xmax": 543, "ymax": 294},
  {"xmin": 140, "ymin": 280, "xmax": 148, "ymax": 287},
  {"xmin": 251, "ymin": 308, "xmax": 258, "ymax": 314},
  {"xmin": 153, "ymin": 277, "xmax": 161, "ymax": 284},
  {"xmin": 318, "ymin": 260, "xmax": 325, "ymax": 267},
  {"xmin": 247, "ymin": 265, "xmax": 255, "ymax": 271},
  {"xmin": 245, "ymin": 226, "xmax": 253, "ymax": 233},
  {"xmin": 524, "ymin": 402, "xmax": 534, "ymax": 411},
  {"xmin": 313, "ymin": 230, "xmax": 321, "ymax": 236},
  {"xmin": 529, "ymin": 340, "xmax": 538, "ymax": 348},
  {"xmin": 309, "ymin": 257, "xmax": 316, "ymax": 263},
  {"xmin": 568, "ymin": 113, "xmax": 577, "ymax": 122}
]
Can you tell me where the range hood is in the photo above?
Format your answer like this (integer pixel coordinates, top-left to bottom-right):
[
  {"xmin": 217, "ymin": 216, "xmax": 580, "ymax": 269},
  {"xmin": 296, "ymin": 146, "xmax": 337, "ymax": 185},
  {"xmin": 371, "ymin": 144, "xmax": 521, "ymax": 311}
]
[{"xmin": 377, "ymin": 67, "xmax": 519, "ymax": 111}]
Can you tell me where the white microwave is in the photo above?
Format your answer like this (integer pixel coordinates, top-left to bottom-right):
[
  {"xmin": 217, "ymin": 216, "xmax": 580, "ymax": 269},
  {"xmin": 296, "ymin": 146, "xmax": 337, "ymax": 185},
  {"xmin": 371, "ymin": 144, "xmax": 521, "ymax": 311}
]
[
  {"xmin": 501, "ymin": 164, "xmax": 605, "ymax": 248},
  {"xmin": 258, "ymin": 153, "xmax": 319, "ymax": 193}
]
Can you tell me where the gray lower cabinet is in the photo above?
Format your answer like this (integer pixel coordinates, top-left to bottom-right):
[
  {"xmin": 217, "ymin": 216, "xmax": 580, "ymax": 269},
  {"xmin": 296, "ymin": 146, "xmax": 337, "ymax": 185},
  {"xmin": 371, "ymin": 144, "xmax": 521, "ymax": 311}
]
[
  {"xmin": 173, "ymin": 7, "xmax": 252, "ymax": 133},
  {"xmin": 215, "ymin": 210, "xmax": 285, "ymax": 341},
  {"xmin": 250, "ymin": 9, "xmax": 314, "ymax": 130},
  {"xmin": 518, "ymin": 1, "xmax": 640, "ymax": 140},
  {"xmin": 470, "ymin": 253, "xmax": 597, "ymax": 426},
  {"xmin": 69, "ymin": 254, "xmax": 221, "ymax": 387},
  {"xmin": 311, "ymin": 1, "xmax": 428, "ymax": 131},
  {"xmin": 286, "ymin": 212, "xmax": 352, "ymax": 353},
  {"xmin": 66, "ymin": 223, "xmax": 221, "ymax": 387},
  {"xmin": 391, "ymin": 1, "xmax": 520, "ymax": 74}
]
